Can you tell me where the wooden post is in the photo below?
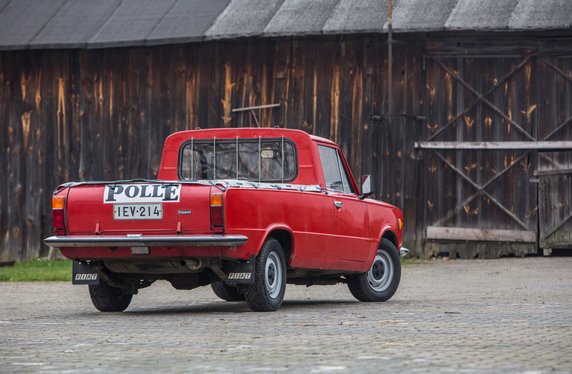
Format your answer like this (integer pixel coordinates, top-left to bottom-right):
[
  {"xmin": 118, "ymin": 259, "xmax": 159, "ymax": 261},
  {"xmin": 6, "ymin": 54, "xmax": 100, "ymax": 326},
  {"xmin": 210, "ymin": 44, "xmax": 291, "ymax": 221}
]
[{"xmin": 387, "ymin": 0, "xmax": 393, "ymax": 118}]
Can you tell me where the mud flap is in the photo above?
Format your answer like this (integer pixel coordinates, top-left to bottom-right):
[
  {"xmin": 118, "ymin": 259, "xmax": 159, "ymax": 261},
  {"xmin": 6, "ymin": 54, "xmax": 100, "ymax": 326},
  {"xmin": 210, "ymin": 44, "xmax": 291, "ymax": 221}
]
[
  {"xmin": 222, "ymin": 257, "xmax": 255, "ymax": 286},
  {"xmin": 72, "ymin": 261, "xmax": 100, "ymax": 285}
]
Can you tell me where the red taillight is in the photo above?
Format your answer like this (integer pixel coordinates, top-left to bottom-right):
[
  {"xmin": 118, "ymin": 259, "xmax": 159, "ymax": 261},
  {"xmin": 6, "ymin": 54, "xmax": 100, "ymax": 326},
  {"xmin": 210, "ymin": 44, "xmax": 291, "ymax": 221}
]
[
  {"xmin": 52, "ymin": 196, "xmax": 66, "ymax": 235},
  {"xmin": 210, "ymin": 189, "xmax": 223, "ymax": 232}
]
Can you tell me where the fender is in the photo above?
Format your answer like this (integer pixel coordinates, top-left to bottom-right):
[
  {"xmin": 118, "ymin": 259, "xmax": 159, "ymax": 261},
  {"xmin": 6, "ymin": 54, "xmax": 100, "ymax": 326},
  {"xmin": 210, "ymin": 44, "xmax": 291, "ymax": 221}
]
[
  {"xmin": 364, "ymin": 225, "xmax": 401, "ymax": 268},
  {"xmin": 259, "ymin": 224, "xmax": 295, "ymax": 264}
]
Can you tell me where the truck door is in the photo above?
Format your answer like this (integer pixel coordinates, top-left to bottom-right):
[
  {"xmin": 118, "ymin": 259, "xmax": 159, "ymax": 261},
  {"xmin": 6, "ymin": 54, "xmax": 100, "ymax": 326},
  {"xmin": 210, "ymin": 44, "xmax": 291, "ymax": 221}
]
[{"xmin": 317, "ymin": 146, "xmax": 370, "ymax": 264}]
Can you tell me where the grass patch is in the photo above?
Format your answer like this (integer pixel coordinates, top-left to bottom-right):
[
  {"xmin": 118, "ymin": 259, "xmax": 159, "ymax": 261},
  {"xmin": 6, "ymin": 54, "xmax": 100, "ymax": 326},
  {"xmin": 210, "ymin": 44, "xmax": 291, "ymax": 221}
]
[{"xmin": 0, "ymin": 260, "xmax": 72, "ymax": 282}]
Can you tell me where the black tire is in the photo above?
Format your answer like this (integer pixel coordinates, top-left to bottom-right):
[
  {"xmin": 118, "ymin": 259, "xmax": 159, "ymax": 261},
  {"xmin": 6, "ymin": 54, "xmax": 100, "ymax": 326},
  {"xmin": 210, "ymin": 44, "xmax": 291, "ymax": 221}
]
[
  {"xmin": 88, "ymin": 282, "xmax": 133, "ymax": 312},
  {"xmin": 245, "ymin": 238, "xmax": 287, "ymax": 312},
  {"xmin": 211, "ymin": 281, "xmax": 245, "ymax": 301},
  {"xmin": 348, "ymin": 238, "xmax": 401, "ymax": 302}
]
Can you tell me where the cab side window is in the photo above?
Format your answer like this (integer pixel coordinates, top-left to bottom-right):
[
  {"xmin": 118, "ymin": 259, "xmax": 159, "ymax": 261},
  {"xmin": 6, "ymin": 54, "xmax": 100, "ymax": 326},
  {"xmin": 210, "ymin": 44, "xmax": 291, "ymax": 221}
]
[{"xmin": 318, "ymin": 145, "xmax": 353, "ymax": 194}]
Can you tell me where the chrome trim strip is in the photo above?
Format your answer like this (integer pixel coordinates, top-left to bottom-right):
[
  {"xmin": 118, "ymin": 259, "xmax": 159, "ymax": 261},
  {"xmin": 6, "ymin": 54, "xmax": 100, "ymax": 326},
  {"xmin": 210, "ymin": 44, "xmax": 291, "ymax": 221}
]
[{"xmin": 44, "ymin": 235, "xmax": 248, "ymax": 248}]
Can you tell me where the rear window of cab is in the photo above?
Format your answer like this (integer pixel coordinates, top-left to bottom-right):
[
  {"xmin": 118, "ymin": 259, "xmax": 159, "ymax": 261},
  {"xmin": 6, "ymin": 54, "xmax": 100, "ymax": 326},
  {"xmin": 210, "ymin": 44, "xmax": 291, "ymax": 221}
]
[{"xmin": 179, "ymin": 138, "xmax": 297, "ymax": 182}]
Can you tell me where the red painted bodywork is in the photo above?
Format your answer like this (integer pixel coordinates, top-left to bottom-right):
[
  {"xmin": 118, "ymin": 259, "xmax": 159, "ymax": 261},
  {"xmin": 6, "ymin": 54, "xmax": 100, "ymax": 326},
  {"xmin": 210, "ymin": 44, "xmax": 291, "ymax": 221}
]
[{"xmin": 56, "ymin": 128, "xmax": 403, "ymax": 273}]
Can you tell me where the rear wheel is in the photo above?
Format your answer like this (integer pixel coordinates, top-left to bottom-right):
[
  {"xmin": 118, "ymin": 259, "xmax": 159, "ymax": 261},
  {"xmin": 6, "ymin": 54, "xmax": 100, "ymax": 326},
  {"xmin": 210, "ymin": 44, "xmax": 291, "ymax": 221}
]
[
  {"xmin": 211, "ymin": 281, "xmax": 245, "ymax": 301},
  {"xmin": 245, "ymin": 238, "xmax": 286, "ymax": 312},
  {"xmin": 348, "ymin": 238, "xmax": 401, "ymax": 302},
  {"xmin": 88, "ymin": 282, "xmax": 132, "ymax": 312}
]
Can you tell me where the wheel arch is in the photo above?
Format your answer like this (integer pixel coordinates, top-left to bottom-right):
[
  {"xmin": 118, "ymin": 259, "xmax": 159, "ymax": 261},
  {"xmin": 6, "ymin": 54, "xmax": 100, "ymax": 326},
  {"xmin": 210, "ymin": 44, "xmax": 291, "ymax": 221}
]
[
  {"xmin": 264, "ymin": 227, "xmax": 294, "ymax": 266},
  {"xmin": 380, "ymin": 229, "xmax": 399, "ymax": 249}
]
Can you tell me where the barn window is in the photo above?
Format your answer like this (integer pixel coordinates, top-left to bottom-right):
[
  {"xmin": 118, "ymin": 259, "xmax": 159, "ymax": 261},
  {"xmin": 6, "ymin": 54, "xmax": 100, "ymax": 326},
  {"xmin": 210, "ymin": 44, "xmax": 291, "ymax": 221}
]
[{"xmin": 179, "ymin": 138, "xmax": 297, "ymax": 182}]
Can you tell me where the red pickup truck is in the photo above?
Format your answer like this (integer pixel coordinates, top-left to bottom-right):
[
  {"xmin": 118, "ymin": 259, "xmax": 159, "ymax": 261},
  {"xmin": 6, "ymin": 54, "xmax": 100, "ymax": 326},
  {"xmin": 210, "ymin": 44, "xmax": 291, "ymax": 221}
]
[{"xmin": 45, "ymin": 128, "xmax": 404, "ymax": 312}]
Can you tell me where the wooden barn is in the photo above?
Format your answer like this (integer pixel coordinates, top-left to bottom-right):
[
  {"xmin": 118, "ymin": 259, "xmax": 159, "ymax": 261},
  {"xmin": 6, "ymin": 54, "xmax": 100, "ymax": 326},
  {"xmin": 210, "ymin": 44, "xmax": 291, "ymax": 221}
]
[{"xmin": 1, "ymin": 0, "xmax": 571, "ymax": 261}]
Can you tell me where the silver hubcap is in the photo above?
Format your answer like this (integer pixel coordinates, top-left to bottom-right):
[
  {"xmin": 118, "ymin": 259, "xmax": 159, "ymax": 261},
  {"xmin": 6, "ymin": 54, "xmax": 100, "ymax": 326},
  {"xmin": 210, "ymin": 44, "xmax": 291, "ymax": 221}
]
[
  {"xmin": 367, "ymin": 251, "xmax": 394, "ymax": 292},
  {"xmin": 265, "ymin": 251, "xmax": 283, "ymax": 299}
]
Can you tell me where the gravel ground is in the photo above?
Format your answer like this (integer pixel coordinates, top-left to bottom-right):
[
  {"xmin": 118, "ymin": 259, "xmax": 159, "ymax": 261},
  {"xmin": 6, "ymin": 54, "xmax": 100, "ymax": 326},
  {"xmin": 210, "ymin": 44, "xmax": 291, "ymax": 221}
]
[{"xmin": 0, "ymin": 257, "xmax": 571, "ymax": 373}]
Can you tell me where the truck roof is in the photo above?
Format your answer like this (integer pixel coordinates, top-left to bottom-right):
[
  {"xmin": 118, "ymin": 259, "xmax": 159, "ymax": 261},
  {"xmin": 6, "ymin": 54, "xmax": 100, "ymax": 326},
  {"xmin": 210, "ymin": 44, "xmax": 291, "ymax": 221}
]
[{"xmin": 165, "ymin": 127, "xmax": 338, "ymax": 147}]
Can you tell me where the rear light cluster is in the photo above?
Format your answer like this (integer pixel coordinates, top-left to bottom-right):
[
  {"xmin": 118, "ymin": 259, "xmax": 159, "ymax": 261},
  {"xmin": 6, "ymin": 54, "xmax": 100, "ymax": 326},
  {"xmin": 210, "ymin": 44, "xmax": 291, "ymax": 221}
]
[
  {"xmin": 52, "ymin": 196, "xmax": 66, "ymax": 235},
  {"xmin": 210, "ymin": 189, "xmax": 224, "ymax": 233}
]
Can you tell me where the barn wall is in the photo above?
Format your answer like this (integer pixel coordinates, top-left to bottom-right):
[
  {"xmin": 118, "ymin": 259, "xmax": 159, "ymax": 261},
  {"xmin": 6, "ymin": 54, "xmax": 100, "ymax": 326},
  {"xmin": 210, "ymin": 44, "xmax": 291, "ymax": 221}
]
[
  {"xmin": 1, "ymin": 33, "xmax": 571, "ymax": 260},
  {"xmin": 0, "ymin": 36, "xmax": 424, "ymax": 260}
]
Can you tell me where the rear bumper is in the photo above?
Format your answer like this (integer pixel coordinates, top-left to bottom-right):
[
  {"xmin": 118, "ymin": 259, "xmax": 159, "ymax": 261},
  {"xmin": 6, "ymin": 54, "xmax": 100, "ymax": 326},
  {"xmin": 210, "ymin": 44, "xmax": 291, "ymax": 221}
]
[{"xmin": 44, "ymin": 234, "xmax": 248, "ymax": 248}]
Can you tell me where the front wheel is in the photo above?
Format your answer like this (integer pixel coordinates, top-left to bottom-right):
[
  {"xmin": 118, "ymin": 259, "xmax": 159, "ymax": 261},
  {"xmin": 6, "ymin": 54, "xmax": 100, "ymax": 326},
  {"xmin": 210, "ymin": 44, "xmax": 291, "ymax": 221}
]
[
  {"xmin": 245, "ymin": 238, "xmax": 287, "ymax": 312},
  {"xmin": 88, "ymin": 282, "xmax": 133, "ymax": 312},
  {"xmin": 348, "ymin": 238, "xmax": 401, "ymax": 302}
]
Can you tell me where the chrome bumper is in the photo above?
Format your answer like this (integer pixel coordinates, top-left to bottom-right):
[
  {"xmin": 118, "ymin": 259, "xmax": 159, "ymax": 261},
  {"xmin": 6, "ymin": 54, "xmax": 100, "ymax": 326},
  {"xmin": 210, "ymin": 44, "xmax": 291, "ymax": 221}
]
[
  {"xmin": 44, "ymin": 235, "xmax": 248, "ymax": 248},
  {"xmin": 400, "ymin": 247, "xmax": 410, "ymax": 257}
]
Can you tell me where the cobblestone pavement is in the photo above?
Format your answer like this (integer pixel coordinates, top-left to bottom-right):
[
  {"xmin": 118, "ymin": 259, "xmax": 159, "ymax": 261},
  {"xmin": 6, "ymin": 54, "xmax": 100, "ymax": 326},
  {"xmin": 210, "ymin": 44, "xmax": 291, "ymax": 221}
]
[{"xmin": 1, "ymin": 257, "xmax": 571, "ymax": 373}]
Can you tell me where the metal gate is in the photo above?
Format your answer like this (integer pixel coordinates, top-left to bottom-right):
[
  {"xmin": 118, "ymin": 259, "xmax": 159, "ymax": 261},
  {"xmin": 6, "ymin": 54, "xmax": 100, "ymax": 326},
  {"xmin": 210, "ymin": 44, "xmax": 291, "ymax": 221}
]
[{"xmin": 416, "ymin": 53, "xmax": 572, "ymax": 258}]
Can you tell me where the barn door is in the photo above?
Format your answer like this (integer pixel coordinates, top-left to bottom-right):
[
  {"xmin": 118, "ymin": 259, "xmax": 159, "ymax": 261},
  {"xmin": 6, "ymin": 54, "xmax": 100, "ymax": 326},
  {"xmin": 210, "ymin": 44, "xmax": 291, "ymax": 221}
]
[
  {"xmin": 417, "ymin": 54, "xmax": 540, "ymax": 258},
  {"xmin": 537, "ymin": 57, "xmax": 572, "ymax": 253}
]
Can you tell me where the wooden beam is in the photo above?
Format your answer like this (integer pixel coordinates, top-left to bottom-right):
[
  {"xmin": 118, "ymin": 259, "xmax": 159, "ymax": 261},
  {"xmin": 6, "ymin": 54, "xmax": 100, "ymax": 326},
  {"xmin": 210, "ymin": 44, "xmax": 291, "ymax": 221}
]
[
  {"xmin": 415, "ymin": 141, "xmax": 572, "ymax": 151},
  {"xmin": 435, "ymin": 59, "xmax": 536, "ymax": 142},
  {"xmin": 427, "ymin": 54, "xmax": 534, "ymax": 142},
  {"xmin": 231, "ymin": 103, "xmax": 281, "ymax": 112},
  {"xmin": 426, "ymin": 227, "xmax": 537, "ymax": 243},
  {"xmin": 431, "ymin": 152, "xmax": 530, "ymax": 227},
  {"xmin": 433, "ymin": 151, "xmax": 532, "ymax": 230},
  {"xmin": 534, "ymin": 168, "xmax": 572, "ymax": 176},
  {"xmin": 542, "ymin": 212, "xmax": 572, "ymax": 240}
]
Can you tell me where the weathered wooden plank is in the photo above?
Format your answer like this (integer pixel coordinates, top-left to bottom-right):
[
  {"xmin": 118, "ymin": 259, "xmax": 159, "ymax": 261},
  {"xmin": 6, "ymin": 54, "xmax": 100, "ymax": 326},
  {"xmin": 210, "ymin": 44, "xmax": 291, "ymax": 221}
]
[
  {"xmin": 415, "ymin": 141, "xmax": 572, "ymax": 150},
  {"xmin": 314, "ymin": 39, "xmax": 334, "ymax": 140},
  {"xmin": 423, "ymin": 240, "xmax": 538, "ymax": 259},
  {"xmin": 289, "ymin": 39, "xmax": 306, "ymax": 131},
  {"xmin": 271, "ymin": 40, "xmax": 289, "ymax": 129},
  {"xmin": 534, "ymin": 168, "xmax": 572, "ymax": 176},
  {"xmin": 359, "ymin": 40, "xmax": 376, "ymax": 185},
  {"xmin": 0, "ymin": 51, "xmax": 10, "ymax": 260},
  {"xmin": 349, "ymin": 40, "xmax": 363, "ymax": 184},
  {"xmin": 231, "ymin": 103, "xmax": 281, "ymax": 112},
  {"xmin": 6, "ymin": 53, "xmax": 23, "ymax": 261},
  {"xmin": 338, "ymin": 39, "xmax": 353, "ymax": 169},
  {"xmin": 426, "ymin": 226, "xmax": 536, "ymax": 243}
]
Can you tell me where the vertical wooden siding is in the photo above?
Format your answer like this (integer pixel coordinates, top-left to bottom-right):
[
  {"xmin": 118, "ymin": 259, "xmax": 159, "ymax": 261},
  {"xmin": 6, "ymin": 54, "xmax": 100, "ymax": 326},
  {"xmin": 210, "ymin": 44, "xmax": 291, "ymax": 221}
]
[
  {"xmin": 0, "ymin": 36, "xmax": 424, "ymax": 260},
  {"xmin": 1, "ymin": 35, "xmax": 570, "ymax": 260}
]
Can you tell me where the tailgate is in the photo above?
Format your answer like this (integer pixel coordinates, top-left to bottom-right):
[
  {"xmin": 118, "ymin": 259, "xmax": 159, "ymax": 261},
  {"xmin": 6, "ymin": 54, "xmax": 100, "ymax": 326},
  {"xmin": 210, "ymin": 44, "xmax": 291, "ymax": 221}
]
[{"xmin": 66, "ymin": 182, "xmax": 213, "ymax": 235}]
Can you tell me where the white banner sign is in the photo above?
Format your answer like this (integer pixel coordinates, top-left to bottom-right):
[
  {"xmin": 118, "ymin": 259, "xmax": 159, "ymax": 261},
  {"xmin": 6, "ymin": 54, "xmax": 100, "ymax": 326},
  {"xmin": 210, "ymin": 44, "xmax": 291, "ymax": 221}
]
[{"xmin": 103, "ymin": 184, "xmax": 181, "ymax": 203}]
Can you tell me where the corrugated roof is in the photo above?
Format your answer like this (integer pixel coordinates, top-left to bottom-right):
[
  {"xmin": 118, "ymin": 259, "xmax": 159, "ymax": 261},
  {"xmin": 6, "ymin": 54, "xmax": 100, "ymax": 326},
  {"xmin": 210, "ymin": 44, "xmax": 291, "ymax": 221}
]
[
  {"xmin": 446, "ymin": 0, "xmax": 520, "ymax": 30},
  {"xmin": 391, "ymin": 0, "xmax": 458, "ymax": 32},
  {"xmin": 29, "ymin": 0, "xmax": 121, "ymax": 49},
  {"xmin": 145, "ymin": 0, "xmax": 230, "ymax": 45},
  {"xmin": 264, "ymin": 0, "xmax": 339, "ymax": 36},
  {"xmin": 0, "ymin": 0, "xmax": 65, "ymax": 49},
  {"xmin": 89, "ymin": 0, "xmax": 177, "ymax": 48},
  {"xmin": 0, "ymin": 0, "xmax": 570, "ymax": 50},
  {"xmin": 322, "ymin": 0, "xmax": 391, "ymax": 34},
  {"xmin": 206, "ymin": 0, "xmax": 284, "ymax": 40},
  {"xmin": 509, "ymin": 0, "xmax": 572, "ymax": 30}
]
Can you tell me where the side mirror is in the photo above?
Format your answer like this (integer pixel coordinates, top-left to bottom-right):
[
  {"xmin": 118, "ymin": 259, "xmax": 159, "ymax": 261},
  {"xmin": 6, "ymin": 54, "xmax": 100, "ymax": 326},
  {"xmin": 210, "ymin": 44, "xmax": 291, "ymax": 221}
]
[{"xmin": 360, "ymin": 175, "xmax": 372, "ymax": 199}]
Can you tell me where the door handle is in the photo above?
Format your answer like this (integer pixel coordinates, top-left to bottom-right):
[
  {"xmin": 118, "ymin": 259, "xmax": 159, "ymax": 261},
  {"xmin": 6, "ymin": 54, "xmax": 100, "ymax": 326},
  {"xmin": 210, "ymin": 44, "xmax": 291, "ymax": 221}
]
[{"xmin": 334, "ymin": 201, "xmax": 343, "ymax": 209}]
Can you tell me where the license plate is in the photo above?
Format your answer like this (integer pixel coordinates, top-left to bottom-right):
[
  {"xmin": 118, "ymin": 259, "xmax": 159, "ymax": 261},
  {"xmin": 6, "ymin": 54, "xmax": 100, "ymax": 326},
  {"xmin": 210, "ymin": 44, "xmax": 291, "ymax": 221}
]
[{"xmin": 113, "ymin": 204, "xmax": 163, "ymax": 220}]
